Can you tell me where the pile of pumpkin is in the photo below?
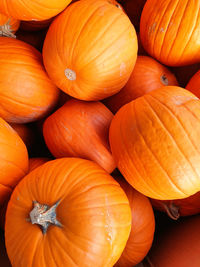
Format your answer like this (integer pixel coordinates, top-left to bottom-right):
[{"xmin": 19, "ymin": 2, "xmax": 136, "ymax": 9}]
[{"xmin": 0, "ymin": 0, "xmax": 200, "ymax": 266}]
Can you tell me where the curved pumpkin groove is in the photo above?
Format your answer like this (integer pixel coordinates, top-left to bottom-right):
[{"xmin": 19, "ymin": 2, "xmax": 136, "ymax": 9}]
[
  {"xmin": 0, "ymin": 155, "xmax": 26, "ymax": 179},
  {"xmin": 27, "ymin": 233, "xmax": 42, "ymax": 267},
  {"xmin": 120, "ymin": 106, "xmax": 164, "ymax": 199},
  {"xmin": 165, "ymin": 0, "xmax": 192, "ymax": 62},
  {"xmin": 183, "ymin": 104, "xmax": 200, "ymax": 122},
  {"xmin": 144, "ymin": 96, "xmax": 200, "ymax": 190},
  {"xmin": 133, "ymin": 102, "xmax": 186, "ymax": 197}
]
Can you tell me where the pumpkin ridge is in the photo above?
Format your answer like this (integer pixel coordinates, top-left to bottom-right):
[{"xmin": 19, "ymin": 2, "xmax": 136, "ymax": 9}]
[
  {"xmin": 144, "ymin": 96, "xmax": 200, "ymax": 190},
  {"xmin": 133, "ymin": 100, "xmax": 186, "ymax": 197}
]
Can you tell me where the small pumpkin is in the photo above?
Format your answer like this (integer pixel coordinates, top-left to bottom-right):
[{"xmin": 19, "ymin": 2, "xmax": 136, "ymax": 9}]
[
  {"xmin": 186, "ymin": 70, "xmax": 200, "ymax": 99},
  {"xmin": 43, "ymin": 99, "xmax": 116, "ymax": 173},
  {"xmin": 0, "ymin": 13, "xmax": 20, "ymax": 37},
  {"xmin": 104, "ymin": 55, "xmax": 178, "ymax": 113},
  {"xmin": 109, "ymin": 86, "xmax": 200, "ymax": 200},
  {"xmin": 5, "ymin": 158, "xmax": 132, "ymax": 267},
  {"xmin": 0, "ymin": 37, "xmax": 60, "ymax": 123},
  {"xmin": 140, "ymin": 0, "xmax": 200, "ymax": 66},
  {"xmin": 29, "ymin": 157, "xmax": 50, "ymax": 172},
  {"xmin": 43, "ymin": 0, "xmax": 137, "ymax": 101},
  {"xmin": 0, "ymin": 0, "xmax": 72, "ymax": 21},
  {"xmin": 114, "ymin": 175, "xmax": 155, "ymax": 267}
]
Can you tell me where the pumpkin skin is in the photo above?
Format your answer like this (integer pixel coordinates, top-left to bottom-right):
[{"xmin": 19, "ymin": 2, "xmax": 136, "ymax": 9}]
[
  {"xmin": 43, "ymin": 0, "xmax": 137, "ymax": 101},
  {"xmin": 0, "ymin": 37, "xmax": 59, "ymax": 123},
  {"xmin": 109, "ymin": 86, "xmax": 200, "ymax": 200},
  {"xmin": 10, "ymin": 123, "xmax": 34, "ymax": 149},
  {"xmin": 0, "ymin": 13, "xmax": 20, "ymax": 37},
  {"xmin": 43, "ymin": 99, "xmax": 116, "ymax": 173},
  {"xmin": 104, "ymin": 56, "xmax": 178, "ymax": 113},
  {"xmin": 151, "ymin": 191, "xmax": 200, "ymax": 220},
  {"xmin": 140, "ymin": 0, "xmax": 200, "ymax": 66},
  {"xmin": 186, "ymin": 70, "xmax": 200, "ymax": 99},
  {"xmin": 5, "ymin": 158, "xmax": 132, "ymax": 267},
  {"xmin": 20, "ymin": 18, "xmax": 53, "ymax": 32},
  {"xmin": 29, "ymin": 157, "xmax": 50, "ymax": 172},
  {"xmin": 0, "ymin": 0, "xmax": 72, "ymax": 21},
  {"xmin": 114, "ymin": 175, "xmax": 155, "ymax": 267},
  {"xmin": 144, "ymin": 215, "xmax": 200, "ymax": 267}
]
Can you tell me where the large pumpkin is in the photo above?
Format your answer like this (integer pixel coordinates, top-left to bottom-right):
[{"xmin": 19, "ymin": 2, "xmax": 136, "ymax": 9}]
[
  {"xmin": 114, "ymin": 175, "xmax": 155, "ymax": 267},
  {"xmin": 186, "ymin": 70, "xmax": 200, "ymax": 99},
  {"xmin": 140, "ymin": 0, "xmax": 200, "ymax": 66},
  {"xmin": 43, "ymin": 0, "xmax": 137, "ymax": 101},
  {"xmin": 43, "ymin": 99, "xmax": 116, "ymax": 173},
  {"xmin": 0, "ymin": 37, "xmax": 59, "ymax": 123},
  {"xmin": 5, "ymin": 158, "xmax": 132, "ymax": 267},
  {"xmin": 104, "ymin": 55, "xmax": 178, "ymax": 113},
  {"xmin": 109, "ymin": 86, "xmax": 200, "ymax": 200},
  {"xmin": 0, "ymin": 13, "xmax": 20, "ymax": 37},
  {"xmin": 0, "ymin": 0, "xmax": 72, "ymax": 21}
]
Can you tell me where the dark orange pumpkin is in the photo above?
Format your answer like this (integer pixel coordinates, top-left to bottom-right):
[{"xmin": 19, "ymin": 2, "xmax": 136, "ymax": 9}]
[
  {"xmin": 109, "ymin": 86, "xmax": 200, "ymax": 200},
  {"xmin": 10, "ymin": 123, "xmax": 34, "ymax": 149},
  {"xmin": 20, "ymin": 18, "xmax": 53, "ymax": 31},
  {"xmin": 0, "ymin": 37, "xmax": 59, "ymax": 123},
  {"xmin": 186, "ymin": 70, "xmax": 200, "ymax": 99},
  {"xmin": 29, "ymin": 157, "xmax": 50, "ymax": 172},
  {"xmin": 104, "ymin": 56, "xmax": 178, "ymax": 113},
  {"xmin": 140, "ymin": 0, "xmax": 200, "ymax": 66},
  {"xmin": 43, "ymin": 99, "xmax": 116, "ymax": 173},
  {"xmin": 114, "ymin": 175, "xmax": 155, "ymax": 267},
  {"xmin": 0, "ymin": 13, "xmax": 20, "ymax": 37},
  {"xmin": 43, "ymin": 0, "xmax": 137, "ymax": 101},
  {"xmin": 5, "ymin": 158, "xmax": 132, "ymax": 267}
]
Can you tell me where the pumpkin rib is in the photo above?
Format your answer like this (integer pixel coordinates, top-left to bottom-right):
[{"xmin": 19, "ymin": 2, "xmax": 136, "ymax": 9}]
[
  {"xmin": 133, "ymin": 101, "xmax": 186, "ymax": 196},
  {"xmin": 164, "ymin": 0, "xmax": 193, "ymax": 63},
  {"xmin": 0, "ymin": 155, "xmax": 26, "ymax": 178},
  {"xmin": 183, "ymin": 103, "xmax": 200, "ymax": 122},
  {"xmin": 144, "ymin": 96, "xmax": 200, "ymax": 190},
  {"xmin": 177, "ymin": 4, "xmax": 200, "ymax": 65}
]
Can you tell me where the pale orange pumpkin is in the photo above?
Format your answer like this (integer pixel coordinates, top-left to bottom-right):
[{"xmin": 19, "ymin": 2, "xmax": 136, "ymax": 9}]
[
  {"xmin": 5, "ymin": 158, "xmax": 132, "ymax": 267},
  {"xmin": 0, "ymin": 13, "xmax": 20, "ymax": 37},
  {"xmin": 43, "ymin": 99, "xmax": 116, "ymax": 173},
  {"xmin": 0, "ymin": 37, "xmax": 60, "ymax": 123},
  {"xmin": 43, "ymin": 0, "xmax": 137, "ymax": 101}
]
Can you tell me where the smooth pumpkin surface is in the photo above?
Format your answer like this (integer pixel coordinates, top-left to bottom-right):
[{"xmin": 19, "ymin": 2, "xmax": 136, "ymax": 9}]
[
  {"xmin": 109, "ymin": 86, "xmax": 200, "ymax": 200},
  {"xmin": 29, "ymin": 157, "xmax": 50, "ymax": 172},
  {"xmin": 43, "ymin": 99, "xmax": 116, "ymax": 173},
  {"xmin": 114, "ymin": 175, "xmax": 155, "ymax": 267},
  {"xmin": 0, "ymin": 13, "xmax": 20, "ymax": 37},
  {"xmin": 144, "ymin": 215, "xmax": 200, "ymax": 267},
  {"xmin": 104, "ymin": 55, "xmax": 178, "ymax": 113},
  {"xmin": 186, "ymin": 70, "xmax": 200, "ymax": 99},
  {"xmin": 5, "ymin": 158, "xmax": 132, "ymax": 267},
  {"xmin": 0, "ymin": 118, "xmax": 28, "ymax": 206},
  {"xmin": 0, "ymin": 0, "xmax": 72, "ymax": 21},
  {"xmin": 43, "ymin": 0, "xmax": 137, "ymax": 101},
  {"xmin": 0, "ymin": 37, "xmax": 59, "ymax": 123},
  {"xmin": 140, "ymin": 0, "xmax": 200, "ymax": 66}
]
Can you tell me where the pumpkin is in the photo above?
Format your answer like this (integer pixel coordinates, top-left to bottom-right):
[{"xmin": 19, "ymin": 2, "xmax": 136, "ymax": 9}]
[
  {"xmin": 103, "ymin": 55, "xmax": 178, "ymax": 113},
  {"xmin": 0, "ymin": 0, "xmax": 72, "ymax": 21},
  {"xmin": 140, "ymin": 0, "xmax": 200, "ymax": 66},
  {"xmin": 0, "ymin": 13, "xmax": 20, "ymax": 37},
  {"xmin": 0, "ymin": 118, "xmax": 28, "ymax": 207},
  {"xmin": 0, "ymin": 37, "xmax": 60, "ymax": 123},
  {"xmin": 114, "ymin": 175, "xmax": 155, "ymax": 267},
  {"xmin": 109, "ymin": 86, "xmax": 200, "ymax": 200},
  {"xmin": 29, "ymin": 157, "xmax": 50, "ymax": 172},
  {"xmin": 43, "ymin": 99, "xmax": 116, "ymax": 173},
  {"xmin": 43, "ymin": 0, "xmax": 137, "ymax": 101},
  {"xmin": 186, "ymin": 70, "xmax": 200, "ymax": 99},
  {"xmin": 144, "ymin": 215, "xmax": 200, "ymax": 267},
  {"xmin": 5, "ymin": 158, "xmax": 132, "ymax": 267},
  {"xmin": 20, "ymin": 18, "xmax": 53, "ymax": 32},
  {"xmin": 151, "ymin": 191, "xmax": 200, "ymax": 220}
]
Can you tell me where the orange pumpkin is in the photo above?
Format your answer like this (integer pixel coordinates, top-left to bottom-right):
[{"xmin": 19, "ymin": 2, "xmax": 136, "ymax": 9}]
[
  {"xmin": 5, "ymin": 158, "xmax": 132, "ymax": 267},
  {"xmin": 104, "ymin": 56, "xmax": 178, "ymax": 113},
  {"xmin": 0, "ymin": 118, "xmax": 28, "ymax": 207},
  {"xmin": 109, "ymin": 86, "xmax": 200, "ymax": 200},
  {"xmin": 186, "ymin": 70, "xmax": 200, "ymax": 99},
  {"xmin": 151, "ymin": 191, "xmax": 200, "ymax": 220},
  {"xmin": 43, "ymin": 99, "xmax": 116, "ymax": 173},
  {"xmin": 10, "ymin": 123, "xmax": 34, "ymax": 149},
  {"xmin": 0, "ymin": 0, "xmax": 72, "ymax": 21},
  {"xmin": 140, "ymin": 0, "xmax": 200, "ymax": 66},
  {"xmin": 29, "ymin": 157, "xmax": 50, "ymax": 172},
  {"xmin": 43, "ymin": 0, "xmax": 137, "ymax": 101},
  {"xmin": 114, "ymin": 175, "xmax": 155, "ymax": 267},
  {"xmin": 0, "ymin": 13, "xmax": 20, "ymax": 37},
  {"xmin": 20, "ymin": 18, "xmax": 53, "ymax": 31},
  {"xmin": 0, "ymin": 37, "xmax": 59, "ymax": 123}
]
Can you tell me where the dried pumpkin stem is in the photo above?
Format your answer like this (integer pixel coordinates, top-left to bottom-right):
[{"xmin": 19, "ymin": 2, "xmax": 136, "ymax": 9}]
[
  {"xmin": 29, "ymin": 200, "xmax": 62, "ymax": 234},
  {"xmin": 160, "ymin": 74, "xmax": 168, "ymax": 86},
  {"xmin": 0, "ymin": 19, "xmax": 16, "ymax": 38},
  {"xmin": 162, "ymin": 201, "xmax": 180, "ymax": 220}
]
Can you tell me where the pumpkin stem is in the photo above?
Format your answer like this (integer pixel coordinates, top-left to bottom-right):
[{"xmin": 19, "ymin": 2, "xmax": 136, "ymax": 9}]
[
  {"xmin": 160, "ymin": 74, "xmax": 168, "ymax": 86},
  {"xmin": 0, "ymin": 19, "xmax": 16, "ymax": 38},
  {"xmin": 161, "ymin": 201, "xmax": 180, "ymax": 220},
  {"xmin": 29, "ymin": 200, "xmax": 62, "ymax": 234},
  {"xmin": 65, "ymin": 68, "xmax": 76, "ymax": 81}
]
